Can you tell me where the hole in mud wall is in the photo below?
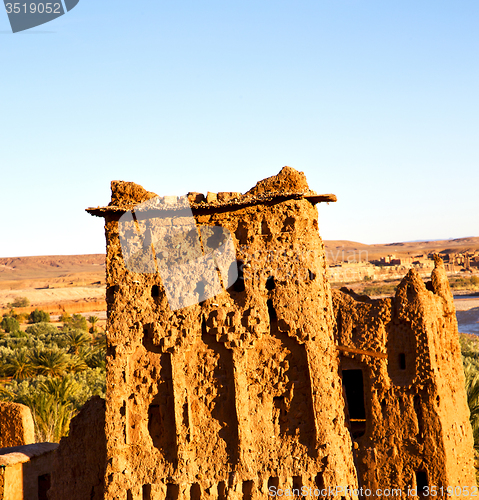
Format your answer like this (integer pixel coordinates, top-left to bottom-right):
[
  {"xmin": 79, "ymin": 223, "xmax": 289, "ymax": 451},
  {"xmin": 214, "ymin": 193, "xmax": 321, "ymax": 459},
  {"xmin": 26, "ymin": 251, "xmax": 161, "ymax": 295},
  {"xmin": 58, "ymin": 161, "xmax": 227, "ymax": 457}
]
[
  {"xmin": 261, "ymin": 220, "xmax": 272, "ymax": 236},
  {"xmin": 268, "ymin": 477, "xmax": 280, "ymax": 492},
  {"xmin": 106, "ymin": 284, "xmax": 119, "ymax": 303},
  {"xmin": 207, "ymin": 227, "xmax": 227, "ymax": 249},
  {"xmin": 126, "ymin": 491, "xmax": 133, "ymax": 500},
  {"xmin": 142, "ymin": 325, "xmax": 161, "ymax": 354},
  {"xmin": 308, "ymin": 269, "xmax": 316, "ymax": 281},
  {"xmin": 38, "ymin": 473, "xmax": 51, "ymax": 500},
  {"xmin": 242, "ymin": 480, "xmax": 254, "ymax": 500},
  {"xmin": 228, "ymin": 260, "xmax": 245, "ymax": 293},
  {"xmin": 342, "ymin": 369, "xmax": 367, "ymax": 439},
  {"xmin": 190, "ymin": 483, "xmax": 201, "ymax": 500},
  {"xmin": 147, "ymin": 354, "xmax": 177, "ymax": 461},
  {"xmin": 293, "ymin": 476, "xmax": 303, "ymax": 498},
  {"xmin": 143, "ymin": 484, "xmax": 152, "ymax": 500},
  {"xmin": 218, "ymin": 481, "xmax": 227, "ymax": 500},
  {"xmin": 399, "ymin": 353, "xmax": 406, "ymax": 370},
  {"xmin": 151, "ymin": 285, "xmax": 160, "ymax": 298},
  {"xmin": 266, "ymin": 275, "xmax": 276, "ymax": 291},
  {"xmin": 267, "ymin": 299, "xmax": 277, "ymax": 323},
  {"xmin": 314, "ymin": 473, "xmax": 325, "ymax": 490},
  {"xmin": 166, "ymin": 484, "xmax": 180, "ymax": 500},
  {"xmin": 282, "ymin": 216, "xmax": 295, "ymax": 232},
  {"xmin": 415, "ymin": 471, "xmax": 428, "ymax": 495}
]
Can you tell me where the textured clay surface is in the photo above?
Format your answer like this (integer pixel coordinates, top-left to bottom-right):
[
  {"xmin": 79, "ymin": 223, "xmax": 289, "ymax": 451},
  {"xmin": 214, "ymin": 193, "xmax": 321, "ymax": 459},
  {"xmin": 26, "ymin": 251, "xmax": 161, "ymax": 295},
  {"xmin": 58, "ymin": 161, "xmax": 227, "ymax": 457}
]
[
  {"xmin": 48, "ymin": 396, "xmax": 106, "ymax": 500},
  {"xmin": 0, "ymin": 402, "xmax": 35, "ymax": 448}
]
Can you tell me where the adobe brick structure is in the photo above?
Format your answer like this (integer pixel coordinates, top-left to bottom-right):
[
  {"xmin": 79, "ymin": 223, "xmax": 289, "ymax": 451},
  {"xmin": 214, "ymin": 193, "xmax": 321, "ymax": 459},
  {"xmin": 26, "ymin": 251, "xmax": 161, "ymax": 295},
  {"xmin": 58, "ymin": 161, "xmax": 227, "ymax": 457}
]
[
  {"xmin": 48, "ymin": 396, "xmax": 106, "ymax": 500},
  {"xmin": 0, "ymin": 402, "xmax": 35, "ymax": 448},
  {"xmin": 87, "ymin": 167, "xmax": 359, "ymax": 499},
  {"xmin": 332, "ymin": 257, "xmax": 476, "ymax": 492},
  {"xmin": 86, "ymin": 167, "xmax": 475, "ymax": 499},
  {"xmin": 0, "ymin": 442, "xmax": 58, "ymax": 500}
]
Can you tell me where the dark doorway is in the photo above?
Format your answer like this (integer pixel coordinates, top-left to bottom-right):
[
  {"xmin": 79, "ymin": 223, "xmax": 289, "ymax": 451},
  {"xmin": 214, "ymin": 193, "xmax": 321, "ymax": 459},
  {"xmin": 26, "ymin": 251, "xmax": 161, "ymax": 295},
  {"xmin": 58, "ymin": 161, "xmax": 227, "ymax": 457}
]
[{"xmin": 342, "ymin": 369, "xmax": 366, "ymax": 438}]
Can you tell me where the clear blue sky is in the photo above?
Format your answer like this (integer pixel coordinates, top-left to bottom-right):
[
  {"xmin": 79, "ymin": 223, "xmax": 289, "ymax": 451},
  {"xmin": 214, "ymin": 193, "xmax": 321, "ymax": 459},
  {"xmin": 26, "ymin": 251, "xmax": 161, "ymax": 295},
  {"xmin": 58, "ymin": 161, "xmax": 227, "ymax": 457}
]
[{"xmin": 1, "ymin": 0, "xmax": 478, "ymax": 257}]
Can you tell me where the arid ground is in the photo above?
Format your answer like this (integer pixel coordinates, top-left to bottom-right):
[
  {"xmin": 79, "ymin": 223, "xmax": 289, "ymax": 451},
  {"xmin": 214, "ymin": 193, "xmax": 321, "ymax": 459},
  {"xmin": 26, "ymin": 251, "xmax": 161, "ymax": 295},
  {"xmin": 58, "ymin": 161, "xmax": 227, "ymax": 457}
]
[{"xmin": 1, "ymin": 237, "xmax": 478, "ymax": 332}]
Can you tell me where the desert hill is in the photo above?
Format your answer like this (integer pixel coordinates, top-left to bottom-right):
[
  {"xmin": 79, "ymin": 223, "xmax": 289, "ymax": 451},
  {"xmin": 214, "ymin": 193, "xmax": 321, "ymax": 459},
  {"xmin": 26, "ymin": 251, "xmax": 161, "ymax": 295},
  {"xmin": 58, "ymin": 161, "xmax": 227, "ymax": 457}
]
[
  {"xmin": 324, "ymin": 237, "xmax": 479, "ymax": 262},
  {"xmin": 0, "ymin": 237, "xmax": 477, "ymax": 313}
]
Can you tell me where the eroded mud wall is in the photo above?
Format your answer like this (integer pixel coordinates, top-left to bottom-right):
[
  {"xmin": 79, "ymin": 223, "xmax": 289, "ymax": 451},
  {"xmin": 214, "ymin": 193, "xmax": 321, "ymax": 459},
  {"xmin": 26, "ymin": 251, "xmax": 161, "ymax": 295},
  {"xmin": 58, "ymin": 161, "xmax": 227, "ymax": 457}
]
[{"xmin": 97, "ymin": 168, "xmax": 358, "ymax": 499}]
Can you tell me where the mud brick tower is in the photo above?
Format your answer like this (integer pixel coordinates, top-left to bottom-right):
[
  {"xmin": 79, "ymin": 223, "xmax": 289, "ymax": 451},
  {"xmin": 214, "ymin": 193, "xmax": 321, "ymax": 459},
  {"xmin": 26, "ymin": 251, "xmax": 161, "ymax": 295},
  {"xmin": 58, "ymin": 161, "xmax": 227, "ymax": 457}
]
[
  {"xmin": 332, "ymin": 259, "xmax": 476, "ymax": 492},
  {"xmin": 87, "ymin": 166, "xmax": 476, "ymax": 500},
  {"xmin": 87, "ymin": 167, "xmax": 360, "ymax": 499}
]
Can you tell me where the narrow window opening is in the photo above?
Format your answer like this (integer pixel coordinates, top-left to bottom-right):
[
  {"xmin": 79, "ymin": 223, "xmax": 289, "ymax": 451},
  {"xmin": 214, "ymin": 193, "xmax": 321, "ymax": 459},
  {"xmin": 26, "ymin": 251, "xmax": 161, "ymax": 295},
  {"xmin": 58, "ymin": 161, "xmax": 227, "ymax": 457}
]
[
  {"xmin": 342, "ymin": 369, "xmax": 366, "ymax": 438},
  {"xmin": 218, "ymin": 481, "xmax": 227, "ymax": 500},
  {"xmin": 143, "ymin": 484, "xmax": 152, "ymax": 500},
  {"xmin": 293, "ymin": 476, "xmax": 303, "ymax": 498},
  {"xmin": 416, "ymin": 471, "xmax": 428, "ymax": 495},
  {"xmin": 38, "ymin": 474, "xmax": 51, "ymax": 500},
  {"xmin": 190, "ymin": 483, "xmax": 201, "ymax": 500},
  {"xmin": 166, "ymin": 484, "xmax": 180, "ymax": 500},
  {"xmin": 268, "ymin": 477, "xmax": 280, "ymax": 491},
  {"xmin": 229, "ymin": 260, "xmax": 245, "ymax": 292},
  {"xmin": 242, "ymin": 480, "xmax": 254, "ymax": 500},
  {"xmin": 308, "ymin": 269, "xmax": 316, "ymax": 281},
  {"xmin": 151, "ymin": 285, "xmax": 160, "ymax": 298},
  {"xmin": 399, "ymin": 353, "xmax": 406, "ymax": 370},
  {"xmin": 266, "ymin": 275, "xmax": 276, "ymax": 291},
  {"xmin": 126, "ymin": 491, "xmax": 133, "ymax": 500},
  {"xmin": 267, "ymin": 299, "xmax": 277, "ymax": 322},
  {"xmin": 148, "ymin": 404, "xmax": 161, "ymax": 449},
  {"xmin": 314, "ymin": 473, "xmax": 324, "ymax": 490}
]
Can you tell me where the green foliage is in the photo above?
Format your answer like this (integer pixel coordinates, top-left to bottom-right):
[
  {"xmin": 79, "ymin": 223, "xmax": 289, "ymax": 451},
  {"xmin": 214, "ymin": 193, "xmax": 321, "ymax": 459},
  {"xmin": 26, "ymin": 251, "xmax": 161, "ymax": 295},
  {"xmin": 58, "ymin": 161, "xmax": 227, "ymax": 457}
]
[
  {"xmin": 62, "ymin": 329, "xmax": 92, "ymax": 355},
  {"xmin": 62, "ymin": 314, "xmax": 88, "ymax": 331},
  {"xmin": 0, "ymin": 320, "xmax": 106, "ymax": 442},
  {"xmin": 450, "ymin": 276, "xmax": 479, "ymax": 290},
  {"xmin": 87, "ymin": 315, "xmax": 100, "ymax": 334},
  {"xmin": 3, "ymin": 349, "xmax": 36, "ymax": 380},
  {"xmin": 7, "ymin": 297, "xmax": 30, "ymax": 308},
  {"xmin": 63, "ymin": 313, "xmax": 88, "ymax": 331},
  {"xmin": 28, "ymin": 308, "xmax": 50, "ymax": 324},
  {"xmin": 25, "ymin": 322, "xmax": 58, "ymax": 337},
  {"xmin": 362, "ymin": 284, "xmax": 397, "ymax": 296},
  {"xmin": 1, "ymin": 315, "xmax": 20, "ymax": 333},
  {"xmin": 29, "ymin": 347, "xmax": 71, "ymax": 378}
]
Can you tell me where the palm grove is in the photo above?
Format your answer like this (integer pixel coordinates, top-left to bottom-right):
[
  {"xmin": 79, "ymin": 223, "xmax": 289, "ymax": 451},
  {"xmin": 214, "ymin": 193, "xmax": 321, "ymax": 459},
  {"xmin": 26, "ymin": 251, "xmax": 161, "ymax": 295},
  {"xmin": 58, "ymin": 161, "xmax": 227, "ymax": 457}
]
[{"xmin": 0, "ymin": 300, "xmax": 105, "ymax": 442}]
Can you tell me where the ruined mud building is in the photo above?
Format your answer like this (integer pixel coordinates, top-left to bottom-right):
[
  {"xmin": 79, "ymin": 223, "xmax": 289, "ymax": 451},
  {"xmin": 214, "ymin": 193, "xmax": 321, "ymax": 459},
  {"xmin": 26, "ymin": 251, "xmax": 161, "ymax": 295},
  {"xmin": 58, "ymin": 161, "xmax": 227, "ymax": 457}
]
[{"xmin": 73, "ymin": 167, "xmax": 474, "ymax": 499}]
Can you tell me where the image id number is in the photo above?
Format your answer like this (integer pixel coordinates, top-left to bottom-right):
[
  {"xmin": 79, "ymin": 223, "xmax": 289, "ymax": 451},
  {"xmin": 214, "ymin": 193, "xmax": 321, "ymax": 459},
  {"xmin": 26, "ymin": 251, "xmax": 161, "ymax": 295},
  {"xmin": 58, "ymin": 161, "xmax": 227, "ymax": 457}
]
[{"xmin": 5, "ymin": 3, "xmax": 61, "ymax": 14}]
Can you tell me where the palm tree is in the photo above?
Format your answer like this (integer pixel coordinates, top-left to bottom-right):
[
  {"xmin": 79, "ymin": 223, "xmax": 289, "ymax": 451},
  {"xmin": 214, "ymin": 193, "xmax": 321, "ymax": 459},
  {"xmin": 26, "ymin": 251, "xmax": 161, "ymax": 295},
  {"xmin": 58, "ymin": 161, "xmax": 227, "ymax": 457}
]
[
  {"xmin": 22, "ymin": 390, "xmax": 74, "ymax": 442},
  {"xmin": 88, "ymin": 315, "xmax": 99, "ymax": 334},
  {"xmin": 29, "ymin": 348, "xmax": 70, "ymax": 378},
  {"xmin": 4, "ymin": 350, "xmax": 35, "ymax": 380},
  {"xmin": 63, "ymin": 330, "xmax": 91, "ymax": 355}
]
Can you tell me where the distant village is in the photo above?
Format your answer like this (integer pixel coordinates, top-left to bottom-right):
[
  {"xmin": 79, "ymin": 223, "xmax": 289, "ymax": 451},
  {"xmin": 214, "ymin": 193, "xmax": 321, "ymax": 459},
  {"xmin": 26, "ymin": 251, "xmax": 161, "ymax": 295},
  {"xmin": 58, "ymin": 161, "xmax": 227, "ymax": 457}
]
[{"xmin": 327, "ymin": 249, "xmax": 479, "ymax": 283}]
